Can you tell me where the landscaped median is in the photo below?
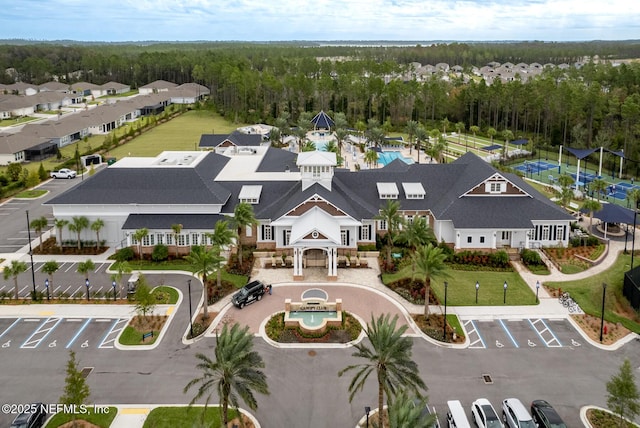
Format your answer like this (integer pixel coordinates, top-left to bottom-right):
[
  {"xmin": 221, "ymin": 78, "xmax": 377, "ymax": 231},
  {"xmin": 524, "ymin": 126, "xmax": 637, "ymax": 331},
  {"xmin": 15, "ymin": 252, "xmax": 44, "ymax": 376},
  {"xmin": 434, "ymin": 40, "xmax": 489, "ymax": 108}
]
[
  {"xmin": 44, "ymin": 406, "xmax": 118, "ymax": 428},
  {"xmin": 118, "ymin": 285, "xmax": 179, "ymax": 347},
  {"xmin": 142, "ymin": 406, "xmax": 255, "ymax": 428}
]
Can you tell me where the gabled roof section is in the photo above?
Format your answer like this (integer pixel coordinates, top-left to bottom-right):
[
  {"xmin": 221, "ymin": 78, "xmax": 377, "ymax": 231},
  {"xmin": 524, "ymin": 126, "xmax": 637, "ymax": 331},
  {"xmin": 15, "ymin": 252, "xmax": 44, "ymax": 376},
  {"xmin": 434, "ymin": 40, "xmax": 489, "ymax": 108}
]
[
  {"xmin": 289, "ymin": 206, "xmax": 341, "ymax": 245},
  {"xmin": 199, "ymin": 131, "xmax": 262, "ymax": 148},
  {"xmin": 461, "ymin": 172, "xmax": 532, "ymax": 198},
  {"xmin": 297, "ymin": 151, "xmax": 336, "ymax": 166}
]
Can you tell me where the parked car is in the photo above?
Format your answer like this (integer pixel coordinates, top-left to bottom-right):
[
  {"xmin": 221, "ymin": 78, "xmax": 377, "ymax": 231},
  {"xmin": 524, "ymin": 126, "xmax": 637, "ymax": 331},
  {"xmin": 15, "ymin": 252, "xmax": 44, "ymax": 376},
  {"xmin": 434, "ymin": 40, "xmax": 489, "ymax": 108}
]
[
  {"xmin": 530, "ymin": 400, "xmax": 567, "ymax": 428},
  {"xmin": 231, "ymin": 280, "xmax": 267, "ymax": 309},
  {"xmin": 10, "ymin": 403, "xmax": 46, "ymax": 428},
  {"xmin": 502, "ymin": 398, "xmax": 535, "ymax": 428},
  {"xmin": 50, "ymin": 168, "xmax": 77, "ymax": 179},
  {"xmin": 471, "ymin": 398, "xmax": 504, "ymax": 428},
  {"xmin": 446, "ymin": 400, "xmax": 471, "ymax": 428}
]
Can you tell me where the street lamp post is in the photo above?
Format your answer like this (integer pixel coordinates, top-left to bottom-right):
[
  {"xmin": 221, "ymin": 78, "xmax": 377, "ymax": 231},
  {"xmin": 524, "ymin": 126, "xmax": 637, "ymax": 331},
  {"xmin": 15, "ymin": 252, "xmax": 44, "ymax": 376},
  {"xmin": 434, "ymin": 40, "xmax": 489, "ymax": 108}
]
[
  {"xmin": 85, "ymin": 278, "xmax": 90, "ymax": 301},
  {"xmin": 25, "ymin": 210, "xmax": 37, "ymax": 300},
  {"xmin": 187, "ymin": 279, "xmax": 194, "ymax": 339},
  {"xmin": 45, "ymin": 278, "xmax": 50, "ymax": 301},
  {"xmin": 112, "ymin": 280, "xmax": 117, "ymax": 302},
  {"xmin": 365, "ymin": 406, "xmax": 371, "ymax": 428},
  {"xmin": 536, "ymin": 280, "xmax": 540, "ymax": 303},
  {"xmin": 600, "ymin": 283, "xmax": 607, "ymax": 343},
  {"xmin": 503, "ymin": 281, "xmax": 508, "ymax": 304},
  {"xmin": 443, "ymin": 281, "xmax": 448, "ymax": 341},
  {"xmin": 475, "ymin": 281, "xmax": 479, "ymax": 304}
]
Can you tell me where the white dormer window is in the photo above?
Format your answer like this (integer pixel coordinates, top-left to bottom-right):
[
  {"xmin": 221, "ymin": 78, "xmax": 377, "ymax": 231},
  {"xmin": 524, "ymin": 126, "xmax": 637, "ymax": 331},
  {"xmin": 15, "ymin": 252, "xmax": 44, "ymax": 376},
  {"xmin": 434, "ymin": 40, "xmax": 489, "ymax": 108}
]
[
  {"xmin": 402, "ymin": 182, "xmax": 425, "ymax": 199},
  {"xmin": 377, "ymin": 182, "xmax": 399, "ymax": 199},
  {"xmin": 239, "ymin": 185, "xmax": 262, "ymax": 204},
  {"xmin": 486, "ymin": 181, "xmax": 505, "ymax": 193}
]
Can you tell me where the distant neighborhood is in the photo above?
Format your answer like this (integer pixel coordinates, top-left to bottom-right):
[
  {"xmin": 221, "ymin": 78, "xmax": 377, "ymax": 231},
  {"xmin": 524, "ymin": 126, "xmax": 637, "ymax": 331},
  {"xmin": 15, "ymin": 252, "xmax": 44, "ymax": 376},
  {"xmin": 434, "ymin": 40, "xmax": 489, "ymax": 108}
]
[{"xmin": 0, "ymin": 80, "xmax": 209, "ymax": 165}]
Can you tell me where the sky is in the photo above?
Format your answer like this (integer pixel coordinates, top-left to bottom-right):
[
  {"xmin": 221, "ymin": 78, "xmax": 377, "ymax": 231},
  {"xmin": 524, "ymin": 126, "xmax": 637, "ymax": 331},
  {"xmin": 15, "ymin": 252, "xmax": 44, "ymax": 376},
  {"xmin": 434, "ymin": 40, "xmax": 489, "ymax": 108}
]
[{"xmin": 1, "ymin": 0, "xmax": 639, "ymax": 42}]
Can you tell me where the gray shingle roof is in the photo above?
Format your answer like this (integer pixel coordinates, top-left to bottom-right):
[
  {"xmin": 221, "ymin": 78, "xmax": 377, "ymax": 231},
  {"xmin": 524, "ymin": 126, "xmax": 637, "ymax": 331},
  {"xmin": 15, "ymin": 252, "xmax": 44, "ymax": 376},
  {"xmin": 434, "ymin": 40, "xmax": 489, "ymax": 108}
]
[
  {"xmin": 122, "ymin": 213, "xmax": 227, "ymax": 230},
  {"xmin": 199, "ymin": 131, "xmax": 262, "ymax": 148}
]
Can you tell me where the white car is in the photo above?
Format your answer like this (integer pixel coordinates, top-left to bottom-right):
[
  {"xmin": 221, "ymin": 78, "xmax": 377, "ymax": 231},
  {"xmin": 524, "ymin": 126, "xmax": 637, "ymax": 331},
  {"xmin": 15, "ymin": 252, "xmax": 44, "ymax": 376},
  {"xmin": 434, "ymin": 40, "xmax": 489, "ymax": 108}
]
[
  {"xmin": 502, "ymin": 398, "xmax": 535, "ymax": 428},
  {"xmin": 471, "ymin": 398, "xmax": 504, "ymax": 428}
]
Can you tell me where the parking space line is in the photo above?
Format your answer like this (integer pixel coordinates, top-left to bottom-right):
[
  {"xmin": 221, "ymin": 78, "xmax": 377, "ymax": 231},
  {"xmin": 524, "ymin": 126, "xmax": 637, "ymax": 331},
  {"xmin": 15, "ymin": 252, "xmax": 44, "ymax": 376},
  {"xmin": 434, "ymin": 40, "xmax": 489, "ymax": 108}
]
[
  {"xmin": 498, "ymin": 319, "xmax": 519, "ymax": 348},
  {"xmin": 0, "ymin": 318, "xmax": 21, "ymax": 339},
  {"xmin": 64, "ymin": 263, "xmax": 75, "ymax": 273},
  {"xmin": 66, "ymin": 318, "xmax": 92, "ymax": 348},
  {"xmin": 19, "ymin": 285, "xmax": 30, "ymax": 297},
  {"xmin": 464, "ymin": 319, "xmax": 486, "ymax": 349},
  {"xmin": 21, "ymin": 317, "xmax": 62, "ymax": 348},
  {"xmin": 99, "ymin": 318, "xmax": 128, "ymax": 348},
  {"xmin": 528, "ymin": 319, "xmax": 562, "ymax": 348}
]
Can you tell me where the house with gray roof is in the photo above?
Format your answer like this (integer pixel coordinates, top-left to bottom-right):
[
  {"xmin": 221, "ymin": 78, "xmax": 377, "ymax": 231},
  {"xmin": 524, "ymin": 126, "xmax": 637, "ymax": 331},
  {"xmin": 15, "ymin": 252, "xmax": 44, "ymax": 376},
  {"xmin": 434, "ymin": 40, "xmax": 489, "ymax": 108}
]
[
  {"xmin": 199, "ymin": 131, "xmax": 265, "ymax": 155},
  {"xmin": 46, "ymin": 143, "xmax": 572, "ymax": 280}
]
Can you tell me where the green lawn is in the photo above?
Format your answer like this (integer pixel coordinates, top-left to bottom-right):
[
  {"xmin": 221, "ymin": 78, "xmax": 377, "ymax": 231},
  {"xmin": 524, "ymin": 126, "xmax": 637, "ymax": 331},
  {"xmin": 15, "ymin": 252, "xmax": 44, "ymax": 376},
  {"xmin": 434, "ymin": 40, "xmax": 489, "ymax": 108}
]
[
  {"xmin": 106, "ymin": 110, "xmax": 246, "ymax": 159},
  {"xmin": 44, "ymin": 406, "xmax": 117, "ymax": 428},
  {"xmin": 545, "ymin": 252, "xmax": 640, "ymax": 332},
  {"xmin": 143, "ymin": 406, "xmax": 242, "ymax": 428},
  {"xmin": 119, "ymin": 325, "xmax": 159, "ymax": 345},
  {"xmin": 14, "ymin": 189, "xmax": 48, "ymax": 198},
  {"xmin": 152, "ymin": 286, "xmax": 179, "ymax": 304},
  {"xmin": 383, "ymin": 266, "xmax": 536, "ymax": 306}
]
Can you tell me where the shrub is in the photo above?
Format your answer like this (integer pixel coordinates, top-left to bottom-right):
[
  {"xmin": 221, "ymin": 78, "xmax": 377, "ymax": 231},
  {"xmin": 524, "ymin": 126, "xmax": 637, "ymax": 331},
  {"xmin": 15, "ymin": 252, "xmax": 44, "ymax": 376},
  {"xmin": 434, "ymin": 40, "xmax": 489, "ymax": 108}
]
[
  {"xmin": 489, "ymin": 250, "xmax": 510, "ymax": 268},
  {"xmin": 521, "ymin": 249, "xmax": 543, "ymax": 266},
  {"xmin": 115, "ymin": 247, "xmax": 135, "ymax": 261},
  {"xmin": 151, "ymin": 244, "xmax": 169, "ymax": 262}
]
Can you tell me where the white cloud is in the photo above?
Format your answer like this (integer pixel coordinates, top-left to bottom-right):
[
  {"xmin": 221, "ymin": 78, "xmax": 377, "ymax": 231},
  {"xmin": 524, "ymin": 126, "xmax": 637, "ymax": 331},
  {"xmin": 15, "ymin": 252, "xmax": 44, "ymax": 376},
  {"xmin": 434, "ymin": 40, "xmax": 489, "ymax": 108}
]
[{"xmin": 1, "ymin": 0, "xmax": 638, "ymax": 41}]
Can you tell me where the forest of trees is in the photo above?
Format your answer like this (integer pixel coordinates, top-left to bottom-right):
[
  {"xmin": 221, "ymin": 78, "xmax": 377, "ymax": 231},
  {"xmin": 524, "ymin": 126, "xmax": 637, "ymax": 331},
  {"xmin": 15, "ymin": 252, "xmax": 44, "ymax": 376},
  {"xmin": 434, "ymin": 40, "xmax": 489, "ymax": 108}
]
[{"xmin": 2, "ymin": 40, "xmax": 640, "ymax": 169}]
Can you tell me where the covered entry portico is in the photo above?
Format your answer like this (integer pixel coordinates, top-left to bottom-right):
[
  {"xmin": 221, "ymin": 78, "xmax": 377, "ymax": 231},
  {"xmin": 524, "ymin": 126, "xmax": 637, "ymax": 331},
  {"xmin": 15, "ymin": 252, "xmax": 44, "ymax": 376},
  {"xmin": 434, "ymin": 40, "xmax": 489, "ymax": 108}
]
[{"xmin": 292, "ymin": 246, "xmax": 339, "ymax": 281}]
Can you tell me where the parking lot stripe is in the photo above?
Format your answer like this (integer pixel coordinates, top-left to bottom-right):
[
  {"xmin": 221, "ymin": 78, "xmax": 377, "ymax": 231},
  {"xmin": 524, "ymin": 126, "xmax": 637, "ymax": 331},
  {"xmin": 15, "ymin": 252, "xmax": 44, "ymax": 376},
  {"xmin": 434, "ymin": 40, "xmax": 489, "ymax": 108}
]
[
  {"xmin": 99, "ymin": 318, "xmax": 128, "ymax": 348},
  {"xmin": 22, "ymin": 317, "xmax": 63, "ymax": 348},
  {"xmin": 64, "ymin": 263, "xmax": 75, "ymax": 273},
  {"xmin": 532, "ymin": 318, "xmax": 562, "ymax": 347},
  {"xmin": 498, "ymin": 319, "xmax": 519, "ymax": 348},
  {"xmin": 0, "ymin": 318, "xmax": 21, "ymax": 339},
  {"xmin": 467, "ymin": 320, "xmax": 486, "ymax": 348},
  {"xmin": 66, "ymin": 318, "xmax": 92, "ymax": 348}
]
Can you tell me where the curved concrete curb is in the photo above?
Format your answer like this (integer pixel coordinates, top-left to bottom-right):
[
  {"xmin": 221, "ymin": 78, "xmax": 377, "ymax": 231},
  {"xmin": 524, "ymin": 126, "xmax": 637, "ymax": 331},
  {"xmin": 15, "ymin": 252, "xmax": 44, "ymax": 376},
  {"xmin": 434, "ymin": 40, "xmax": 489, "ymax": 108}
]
[
  {"xmin": 580, "ymin": 405, "xmax": 640, "ymax": 427},
  {"xmin": 114, "ymin": 285, "xmax": 182, "ymax": 351},
  {"xmin": 566, "ymin": 315, "xmax": 639, "ymax": 351},
  {"xmin": 109, "ymin": 404, "xmax": 261, "ymax": 428}
]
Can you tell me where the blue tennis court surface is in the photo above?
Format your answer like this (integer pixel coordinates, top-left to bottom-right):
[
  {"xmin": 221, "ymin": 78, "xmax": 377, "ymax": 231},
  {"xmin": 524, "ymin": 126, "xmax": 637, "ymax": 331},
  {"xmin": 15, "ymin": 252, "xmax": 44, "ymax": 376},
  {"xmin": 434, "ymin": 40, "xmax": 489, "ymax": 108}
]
[
  {"xmin": 569, "ymin": 172, "xmax": 597, "ymax": 185},
  {"xmin": 514, "ymin": 160, "xmax": 557, "ymax": 175},
  {"xmin": 606, "ymin": 182, "xmax": 640, "ymax": 200}
]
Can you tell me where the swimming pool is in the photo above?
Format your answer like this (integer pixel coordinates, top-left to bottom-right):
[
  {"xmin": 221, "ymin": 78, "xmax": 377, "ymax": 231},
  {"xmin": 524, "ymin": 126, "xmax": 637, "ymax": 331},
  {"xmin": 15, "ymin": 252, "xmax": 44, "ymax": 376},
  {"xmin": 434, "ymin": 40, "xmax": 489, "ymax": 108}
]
[{"xmin": 377, "ymin": 151, "xmax": 414, "ymax": 166}]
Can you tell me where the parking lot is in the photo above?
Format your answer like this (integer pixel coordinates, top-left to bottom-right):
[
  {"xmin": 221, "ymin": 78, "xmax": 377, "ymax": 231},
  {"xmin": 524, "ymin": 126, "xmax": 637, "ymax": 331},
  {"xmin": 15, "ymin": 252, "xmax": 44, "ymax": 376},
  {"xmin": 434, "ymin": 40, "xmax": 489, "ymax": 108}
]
[
  {"xmin": 0, "ymin": 261, "xmax": 117, "ymax": 299},
  {"xmin": 463, "ymin": 317, "xmax": 584, "ymax": 350},
  {"xmin": 0, "ymin": 316, "xmax": 130, "ymax": 351}
]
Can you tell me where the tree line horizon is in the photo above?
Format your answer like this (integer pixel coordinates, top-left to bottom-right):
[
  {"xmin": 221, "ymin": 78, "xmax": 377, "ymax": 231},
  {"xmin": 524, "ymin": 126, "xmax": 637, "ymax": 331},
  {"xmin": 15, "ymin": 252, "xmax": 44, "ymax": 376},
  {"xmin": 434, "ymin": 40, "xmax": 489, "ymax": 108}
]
[{"xmin": 2, "ymin": 40, "xmax": 640, "ymax": 173}]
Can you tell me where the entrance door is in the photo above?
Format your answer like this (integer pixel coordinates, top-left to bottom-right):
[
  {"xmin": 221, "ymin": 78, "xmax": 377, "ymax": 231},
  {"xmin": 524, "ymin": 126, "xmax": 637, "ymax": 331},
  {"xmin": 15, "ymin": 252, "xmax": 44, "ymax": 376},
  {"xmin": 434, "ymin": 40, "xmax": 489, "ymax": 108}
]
[
  {"xmin": 305, "ymin": 249, "xmax": 326, "ymax": 267},
  {"xmin": 498, "ymin": 230, "xmax": 511, "ymax": 247}
]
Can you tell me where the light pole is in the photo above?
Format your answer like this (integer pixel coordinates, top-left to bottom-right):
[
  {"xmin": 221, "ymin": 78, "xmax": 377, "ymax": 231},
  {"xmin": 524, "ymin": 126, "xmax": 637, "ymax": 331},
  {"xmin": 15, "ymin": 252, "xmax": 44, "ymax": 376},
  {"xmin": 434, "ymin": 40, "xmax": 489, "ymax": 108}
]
[
  {"xmin": 475, "ymin": 281, "xmax": 479, "ymax": 304},
  {"xmin": 25, "ymin": 210, "xmax": 37, "ymax": 300},
  {"xmin": 187, "ymin": 279, "xmax": 194, "ymax": 339},
  {"xmin": 600, "ymin": 283, "xmax": 607, "ymax": 343},
  {"xmin": 112, "ymin": 280, "xmax": 117, "ymax": 302},
  {"xmin": 85, "ymin": 278, "xmax": 90, "ymax": 301},
  {"xmin": 365, "ymin": 406, "xmax": 371, "ymax": 428},
  {"xmin": 503, "ymin": 281, "xmax": 508, "ymax": 304},
  {"xmin": 45, "ymin": 278, "xmax": 50, "ymax": 301},
  {"xmin": 443, "ymin": 281, "xmax": 448, "ymax": 341},
  {"xmin": 536, "ymin": 280, "xmax": 540, "ymax": 303}
]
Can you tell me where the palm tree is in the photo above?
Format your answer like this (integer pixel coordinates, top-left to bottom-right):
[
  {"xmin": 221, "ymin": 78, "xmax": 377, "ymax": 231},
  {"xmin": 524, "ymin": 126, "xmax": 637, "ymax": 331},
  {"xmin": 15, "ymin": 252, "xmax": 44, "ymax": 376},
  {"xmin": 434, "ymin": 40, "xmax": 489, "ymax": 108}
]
[
  {"xmin": 581, "ymin": 199, "xmax": 602, "ymax": 228},
  {"xmin": 591, "ymin": 178, "xmax": 607, "ymax": 202},
  {"xmin": 334, "ymin": 127, "xmax": 349, "ymax": 155},
  {"xmin": 366, "ymin": 127, "xmax": 386, "ymax": 149},
  {"xmin": 405, "ymin": 120, "xmax": 419, "ymax": 154},
  {"xmin": 171, "ymin": 223, "xmax": 183, "ymax": 259},
  {"xmin": 414, "ymin": 126, "xmax": 428, "ymax": 164},
  {"xmin": 185, "ymin": 245, "xmax": 223, "ymax": 320},
  {"xmin": 502, "ymin": 129, "xmax": 514, "ymax": 158},
  {"xmin": 232, "ymin": 202, "xmax": 257, "ymax": 267},
  {"xmin": 54, "ymin": 218, "xmax": 69, "ymax": 249},
  {"xmin": 397, "ymin": 217, "xmax": 435, "ymax": 251},
  {"xmin": 470, "ymin": 125, "xmax": 480, "ymax": 149},
  {"xmin": 30, "ymin": 215, "xmax": 48, "ymax": 252},
  {"xmin": 487, "ymin": 127, "xmax": 497, "ymax": 143},
  {"xmin": 338, "ymin": 313, "xmax": 426, "ymax": 428},
  {"xmin": 455, "ymin": 121, "xmax": 465, "ymax": 148},
  {"xmin": 375, "ymin": 200, "xmax": 404, "ymax": 267},
  {"xmin": 42, "ymin": 260, "xmax": 59, "ymax": 299},
  {"xmin": 388, "ymin": 389, "xmax": 435, "ymax": 428},
  {"xmin": 184, "ymin": 322, "xmax": 269, "ymax": 426},
  {"xmin": 68, "ymin": 216, "xmax": 89, "ymax": 250},
  {"xmin": 133, "ymin": 228, "xmax": 149, "ymax": 260},
  {"xmin": 111, "ymin": 260, "xmax": 132, "ymax": 299},
  {"xmin": 91, "ymin": 218, "xmax": 105, "ymax": 250},
  {"xmin": 77, "ymin": 259, "xmax": 95, "ymax": 300},
  {"xmin": 412, "ymin": 244, "xmax": 449, "ymax": 315},
  {"xmin": 206, "ymin": 220, "xmax": 236, "ymax": 290},
  {"xmin": 3, "ymin": 260, "xmax": 27, "ymax": 299},
  {"xmin": 364, "ymin": 149, "xmax": 379, "ymax": 168}
]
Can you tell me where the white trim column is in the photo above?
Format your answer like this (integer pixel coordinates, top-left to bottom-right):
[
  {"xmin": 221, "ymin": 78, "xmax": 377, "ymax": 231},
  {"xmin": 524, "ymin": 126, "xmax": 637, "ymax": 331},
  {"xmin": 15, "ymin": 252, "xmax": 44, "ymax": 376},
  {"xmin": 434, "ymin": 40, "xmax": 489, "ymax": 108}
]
[{"xmin": 293, "ymin": 247, "xmax": 304, "ymax": 281}]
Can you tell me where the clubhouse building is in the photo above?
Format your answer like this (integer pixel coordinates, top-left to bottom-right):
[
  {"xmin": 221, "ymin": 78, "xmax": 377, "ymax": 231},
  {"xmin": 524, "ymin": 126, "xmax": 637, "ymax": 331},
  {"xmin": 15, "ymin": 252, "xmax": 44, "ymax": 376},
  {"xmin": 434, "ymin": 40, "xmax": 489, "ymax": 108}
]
[{"xmin": 47, "ymin": 143, "xmax": 573, "ymax": 280}]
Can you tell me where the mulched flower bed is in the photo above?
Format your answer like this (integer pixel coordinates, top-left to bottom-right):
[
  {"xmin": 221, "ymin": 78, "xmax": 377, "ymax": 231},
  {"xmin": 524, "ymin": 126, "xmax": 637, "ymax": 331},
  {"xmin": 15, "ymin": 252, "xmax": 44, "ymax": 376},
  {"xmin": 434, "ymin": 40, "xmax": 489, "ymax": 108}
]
[
  {"xmin": 385, "ymin": 277, "xmax": 439, "ymax": 305},
  {"xmin": 266, "ymin": 312, "xmax": 362, "ymax": 343},
  {"xmin": 412, "ymin": 314, "xmax": 465, "ymax": 343},
  {"xmin": 32, "ymin": 237, "xmax": 109, "ymax": 255}
]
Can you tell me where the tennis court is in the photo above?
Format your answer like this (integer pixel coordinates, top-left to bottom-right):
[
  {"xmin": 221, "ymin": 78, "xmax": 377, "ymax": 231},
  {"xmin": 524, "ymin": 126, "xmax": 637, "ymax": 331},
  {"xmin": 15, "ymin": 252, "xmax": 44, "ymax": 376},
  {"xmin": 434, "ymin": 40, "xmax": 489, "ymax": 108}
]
[
  {"xmin": 569, "ymin": 171, "xmax": 597, "ymax": 185},
  {"xmin": 608, "ymin": 182, "xmax": 640, "ymax": 200},
  {"xmin": 514, "ymin": 160, "xmax": 557, "ymax": 175}
]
